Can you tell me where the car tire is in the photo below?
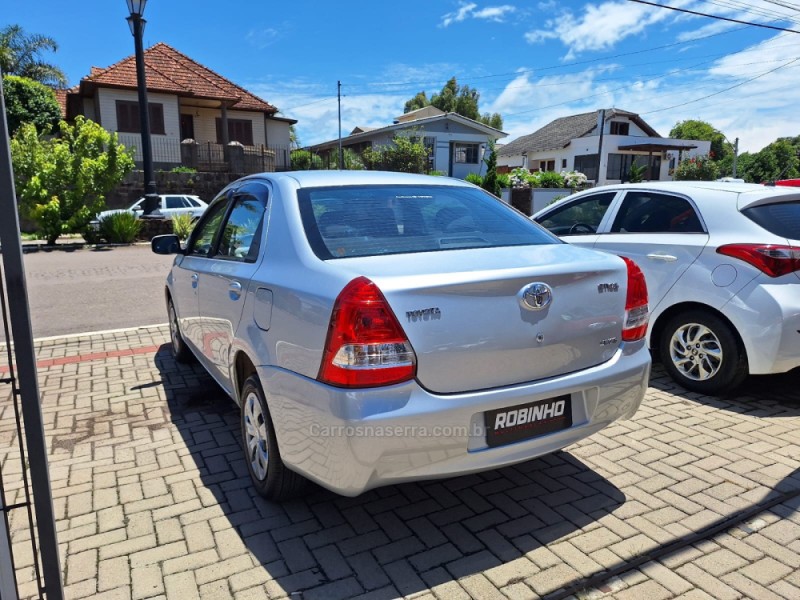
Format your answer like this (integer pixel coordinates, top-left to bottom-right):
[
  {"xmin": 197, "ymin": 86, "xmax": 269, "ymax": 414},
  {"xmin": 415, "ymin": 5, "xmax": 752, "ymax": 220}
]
[
  {"xmin": 167, "ymin": 298, "xmax": 193, "ymax": 364},
  {"xmin": 240, "ymin": 374, "xmax": 308, "ymax": 501},
  {"xmin": 658, "ymin": 310, "xmax": 748, "ymax": 395}
]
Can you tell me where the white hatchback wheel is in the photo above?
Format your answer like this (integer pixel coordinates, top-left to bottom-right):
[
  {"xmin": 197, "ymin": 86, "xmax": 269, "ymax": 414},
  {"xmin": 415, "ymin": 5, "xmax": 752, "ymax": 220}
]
[
  {"xmin": 243, "ymin": 391, "xmax": 269, "ymax": 481},
  {"xmin": 669, "ymin": 322, "xmax": 723, "ymax": 382}
]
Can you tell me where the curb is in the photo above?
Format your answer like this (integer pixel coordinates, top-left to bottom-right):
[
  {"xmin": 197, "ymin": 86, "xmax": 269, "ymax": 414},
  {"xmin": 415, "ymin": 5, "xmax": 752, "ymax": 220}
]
[{"xmin": 16, "ymin": 241, "xmax": 153, "ymax": 253}]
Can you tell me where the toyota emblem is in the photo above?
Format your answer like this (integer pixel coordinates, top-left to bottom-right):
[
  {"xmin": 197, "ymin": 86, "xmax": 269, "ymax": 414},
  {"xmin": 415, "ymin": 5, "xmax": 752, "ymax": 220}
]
[{"xmin": 520, "ymin": 282, "xmax": 553, "ymax": 311}]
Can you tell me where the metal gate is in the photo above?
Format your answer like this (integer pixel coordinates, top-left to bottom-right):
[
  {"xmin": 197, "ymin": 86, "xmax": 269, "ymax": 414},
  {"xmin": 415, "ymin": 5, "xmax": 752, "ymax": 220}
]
[{"xmin": 0, "ymin": 75, "xmax": 63, "ymax": 599}]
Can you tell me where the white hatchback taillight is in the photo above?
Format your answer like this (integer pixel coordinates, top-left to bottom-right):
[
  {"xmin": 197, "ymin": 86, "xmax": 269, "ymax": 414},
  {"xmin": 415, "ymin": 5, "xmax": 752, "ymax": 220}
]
[
  {"xmin": 717, "ymin": 244, "xmax": 800, "ymax": 277},
  {"xmin": 318, "ymin": 277, "xmax": 417, "ymax": 388},
  {"xmin": 621, "ymin": 257, "xmax": 649, "ymax": 342}
]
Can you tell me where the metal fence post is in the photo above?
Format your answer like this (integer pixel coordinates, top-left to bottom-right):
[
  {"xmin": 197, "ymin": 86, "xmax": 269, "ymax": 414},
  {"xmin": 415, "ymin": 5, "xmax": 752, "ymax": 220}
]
[{"xmin": 0, "ymin": 74, "xmax": 64, "ymax": 599}]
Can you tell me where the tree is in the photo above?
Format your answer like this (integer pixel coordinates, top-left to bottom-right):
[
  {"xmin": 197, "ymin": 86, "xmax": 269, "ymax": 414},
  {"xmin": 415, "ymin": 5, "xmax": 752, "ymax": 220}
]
[
  {"xmin": 11, "ymin": 117, "xmax": 135, "ymax": 244},
  {"xmin": 2, "ymin": 75, "xmax": 60, "ymax": 135},
  {"xmin": 403, "ymin": 77, "xmax": 503, "ymax": 129},
  {"xmin": 404, "ymin": 91, "xmax": 429, "ymax": 113},
  {"xmin": 669, "ymin": 120, "xmax": 731, "ymax": 162},
  {"xmin": 739, "ymin": 139, "xmax": 799, "ymax": 183},
  {"xmin": 0, "ymin": 25, "xmax": 67, "ymax": 87},
  {"xmin": 482, "ymin": 140, "xmax": 500, "ymax": 197}
]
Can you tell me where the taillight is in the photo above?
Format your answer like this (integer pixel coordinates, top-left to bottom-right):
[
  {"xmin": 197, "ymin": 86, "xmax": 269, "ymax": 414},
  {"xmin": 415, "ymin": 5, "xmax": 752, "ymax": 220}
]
[
  {"xmin": 717, "ymin": 244, "xmax": 800, "ymax": 278},
  {"xmin": 621, "ymin": 257, "xmax": 649, "ymax": 342},
  {"xmin": 319, "ymin": 277, "xmax": 417, "ymax": 388}
]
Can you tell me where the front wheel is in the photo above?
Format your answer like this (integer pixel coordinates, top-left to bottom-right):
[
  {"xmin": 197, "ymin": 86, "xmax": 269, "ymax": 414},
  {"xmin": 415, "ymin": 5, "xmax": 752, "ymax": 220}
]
[
  {"xmin": 240, "ymin": 375, "xmax": 308, "ymax": 501},
  {"xmin": 658, "ymin": 310, "xmax": 747, "ymax": 395}
]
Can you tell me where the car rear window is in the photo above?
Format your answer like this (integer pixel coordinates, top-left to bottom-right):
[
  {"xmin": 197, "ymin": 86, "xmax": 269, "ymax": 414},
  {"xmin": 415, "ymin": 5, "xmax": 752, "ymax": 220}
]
[
  {"xmin": 742, "ymin": 201, "xmax": 800, "ymax": 239},
  {"xmin": 298, "ymin": 184, "xmax": 560, "ymax": 259}
]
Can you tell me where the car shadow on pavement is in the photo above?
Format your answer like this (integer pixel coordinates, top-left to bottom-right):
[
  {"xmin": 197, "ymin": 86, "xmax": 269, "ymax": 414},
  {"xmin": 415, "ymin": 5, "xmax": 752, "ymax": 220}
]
[
  {"xmin": 154, "ymin": 345, "xmax": 629, "ymax": 599},
  {"xmin": 648, "ymin": 361, "xmax": 800, "ymax": 415}
]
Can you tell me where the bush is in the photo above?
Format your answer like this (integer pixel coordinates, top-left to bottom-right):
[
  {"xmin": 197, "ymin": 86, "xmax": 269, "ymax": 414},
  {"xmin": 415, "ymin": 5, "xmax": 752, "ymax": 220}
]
[
  {"xmin": 496, "ymin": 173, "xmax": 511, "ymax": 189},
  {"xmin": 290, "ymin": 149, "xmax": 323, "ymax": 170},
  {"xmin": 465, "ymin": 172, "xmax": 483, "ymax": 186},
  {"xmin": 532, "ymin": 171, "xmax": 566, "ymax": 188},
  {"xmin": 428, "ymin": 170, "xmax": 446, "ymax": 177},
  {"xmin": 362, "ymin": 132, "xmax": 429, "ymax": 174},
  {"xmin": 99, "ymin": 212, "xmax": 141, "ymax": 243},
  {"xmin": 674, "ymin": 155, "xmax": 719, "ymax": 181},
  {"xmin": 2, "ymin": 74, "xmax": 61, "ymax": 136},
  {"xmin": 171, "ymin": 213, "xmax": 195, "ymax": 241},
  {"xmin": 170, "ymin": 166, "xmax": 196, "ymax": 173}
]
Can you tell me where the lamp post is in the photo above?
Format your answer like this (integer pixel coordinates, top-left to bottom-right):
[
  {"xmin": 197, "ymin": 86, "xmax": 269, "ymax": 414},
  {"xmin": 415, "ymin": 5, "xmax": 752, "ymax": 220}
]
[{"xmin": 126, "ymin": 0, "xmax": 159, "ymax": 215}]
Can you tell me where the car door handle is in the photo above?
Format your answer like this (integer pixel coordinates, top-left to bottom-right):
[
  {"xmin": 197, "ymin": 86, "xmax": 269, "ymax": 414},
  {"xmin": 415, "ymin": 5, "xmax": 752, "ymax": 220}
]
[
  {"xmin": 646, "ymin": 253, "xmax": 678, "ymax": 262},
  {"xmin": 191, "ymin": 273, "xmax": 199, "ymax": 288},
  {"xmin": 229, "ymin": 281, "xmax": 243, "ymax": 299}
]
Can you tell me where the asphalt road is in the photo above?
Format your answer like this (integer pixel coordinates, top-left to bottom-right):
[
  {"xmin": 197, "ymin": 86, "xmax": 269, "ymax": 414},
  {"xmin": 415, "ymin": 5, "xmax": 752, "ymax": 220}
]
[{"xmin": 3, "ymin": 244, "xmax": 175, "ymax": 340}]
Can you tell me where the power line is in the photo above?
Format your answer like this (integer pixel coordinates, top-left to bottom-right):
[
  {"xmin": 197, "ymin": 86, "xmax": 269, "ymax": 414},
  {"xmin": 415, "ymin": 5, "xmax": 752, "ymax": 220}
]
[
  {"xmin": 641, "ymin": 56, "xmax": 800, "ymax": 114},
  {"xmin": 762, "ymin": 0, "xmax": 800, "ymax": 11},
  {"xmin": 628, "ymin": 0, "xmax": 800, "ymax": 32},
  {"xmin": 702, "ymin": 0, "xmax": 800, "ymax": 21}
]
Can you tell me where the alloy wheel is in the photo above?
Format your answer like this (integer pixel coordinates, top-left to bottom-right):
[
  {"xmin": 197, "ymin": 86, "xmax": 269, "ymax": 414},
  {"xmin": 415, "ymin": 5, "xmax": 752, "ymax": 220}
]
[
  {"xmin": 243, "ymin": 391, "xmax": 269, "ymax": 481},
  {"xmin": 669, "ymin": 322, "xmax": 723, "ymax": 381}
]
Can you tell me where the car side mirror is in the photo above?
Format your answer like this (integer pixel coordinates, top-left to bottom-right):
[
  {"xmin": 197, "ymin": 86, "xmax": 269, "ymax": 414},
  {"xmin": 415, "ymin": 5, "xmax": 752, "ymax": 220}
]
[{"xmin": 151, "ymin": 234, "xmax": 183, "ymax": 255}]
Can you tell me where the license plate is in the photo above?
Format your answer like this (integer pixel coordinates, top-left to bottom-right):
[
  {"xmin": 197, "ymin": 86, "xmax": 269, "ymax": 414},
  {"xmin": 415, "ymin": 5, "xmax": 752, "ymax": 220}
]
[{"xmin": 484, "ymin": 395, "xmax": 572, "ymax": 448}]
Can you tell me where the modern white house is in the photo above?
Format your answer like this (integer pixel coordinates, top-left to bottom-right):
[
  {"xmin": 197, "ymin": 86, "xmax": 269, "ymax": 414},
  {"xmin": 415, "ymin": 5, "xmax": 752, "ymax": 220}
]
[
  {"xmin": 309, "ymin": 106, "xmax": 507, "ymax": 179},
  {"xmin": 498, "ymin": 109, "xmax": 710, "ymax": 184},
  {"xmin": 59, "ymin": 43, "xmax": 296, "ymax": 173}
]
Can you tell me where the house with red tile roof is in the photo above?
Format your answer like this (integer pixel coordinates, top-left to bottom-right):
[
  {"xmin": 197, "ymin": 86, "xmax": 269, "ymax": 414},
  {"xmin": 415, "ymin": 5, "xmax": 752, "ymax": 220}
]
[{"xmin": 62, "ymin": 43, "xmax": 295, "ymax": 172}]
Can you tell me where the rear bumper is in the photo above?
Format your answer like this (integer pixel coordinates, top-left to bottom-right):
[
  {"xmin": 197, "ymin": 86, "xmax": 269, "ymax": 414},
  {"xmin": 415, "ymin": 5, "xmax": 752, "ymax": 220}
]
[
  {"xmin": 725, "ymin": 278, "xmax": 800, "ymax": 374},
  {"xmin": 258, "ymin": 341, "xmax": 650, "ymax": 496}
]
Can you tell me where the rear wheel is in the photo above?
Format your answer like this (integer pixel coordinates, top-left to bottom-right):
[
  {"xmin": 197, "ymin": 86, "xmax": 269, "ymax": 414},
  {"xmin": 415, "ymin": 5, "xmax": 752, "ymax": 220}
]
[
  {"xmin": 167, "ymin": 299, "xmax": 193, "ymax": 363},
  {"xmin": 658, "ymin": 310, "xmax": 747, "ymax": 395},
  {"xmin": 240, "ymin": 375, "xmax": 307, "ymax": 501}
]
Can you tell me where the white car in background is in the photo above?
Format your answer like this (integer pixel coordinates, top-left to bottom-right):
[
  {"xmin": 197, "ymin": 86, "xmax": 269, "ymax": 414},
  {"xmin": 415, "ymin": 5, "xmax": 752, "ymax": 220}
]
[
  {"xmin": 533, "ymin": 181, "xmax": 800, "ymax": 395},
  {"xmin": 93, "ymin": 194, "xmax": 207, "ymax": 225}
]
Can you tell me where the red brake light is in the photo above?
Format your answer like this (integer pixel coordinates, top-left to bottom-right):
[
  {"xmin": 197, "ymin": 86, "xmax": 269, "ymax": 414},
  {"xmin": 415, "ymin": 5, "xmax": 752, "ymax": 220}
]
[
  {"xmin": 319, "ymin": 277, "xmax": 417, "ymax": 388},
  {"xmin": 717, "ymin": 244, "xmax": 800, "ymax": 278},
  {"xmin": 621, "ymin": 257, "xmax": 649, "ymax": 342}
]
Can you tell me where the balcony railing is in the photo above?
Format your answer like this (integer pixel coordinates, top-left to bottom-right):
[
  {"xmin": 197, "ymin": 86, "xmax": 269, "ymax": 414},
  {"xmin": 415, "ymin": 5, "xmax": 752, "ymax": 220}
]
[{"xmin": 118, "ymin": 134, "xmax": 291, "ymax": 174}]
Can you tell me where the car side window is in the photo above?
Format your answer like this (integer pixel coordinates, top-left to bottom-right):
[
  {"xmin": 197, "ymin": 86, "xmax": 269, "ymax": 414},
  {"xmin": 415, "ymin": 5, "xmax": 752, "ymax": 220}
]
[
  {"xmin": 166, "ymin": 196, "xmax": 188, "ymax": 209},
  {"xmin": 537, "ymin": 192, "xmax": 616, "ymax": 235},
  {"xmin": 611, "ymin": 192, "xmax": 704, "ymax": 233},
  {"xmin": 185, "ymin": 197, "xmax": 201, "ymax": 207},
  {"xmin": 187, "ymin": 198, "xmax": 229, "ymax": 257},
  {"xmin": 215, "ymin": 194, "xmax": 267, "ymax": 262}
]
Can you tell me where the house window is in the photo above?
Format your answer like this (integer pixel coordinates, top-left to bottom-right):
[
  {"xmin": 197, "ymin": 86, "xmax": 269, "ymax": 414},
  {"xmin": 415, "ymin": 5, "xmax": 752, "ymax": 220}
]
[
  {"xmin": 574, "ymin": 154, "xmax": 599, "ymax": 181},
  {"xmin": 544, "ymin": 160, "xmax": 555, "ymax": 172},
  {"xmin": 215, "ymin": 118, "xmax": 254, "ymax": 146},
  {"xmin": 562, "ymin": 159, "xmax": 567, "ymax": 169},
  {"xmin": 424, "ymin": 136, "xmax": 436, "ymax": 171},
  {"xmin": 115, "ymin": 100, "xmax": 165, "ymax": 134},
  {"xmin": 610, "ymin": 121, "xmax": 630, "ymax": 136},
  {"xmin": 607, "ymin": 154, "xmax": 661, "ymax": 181},
  {"xmin": 454, "ymin": 143, "xmax": 479, "ymax": 164}
]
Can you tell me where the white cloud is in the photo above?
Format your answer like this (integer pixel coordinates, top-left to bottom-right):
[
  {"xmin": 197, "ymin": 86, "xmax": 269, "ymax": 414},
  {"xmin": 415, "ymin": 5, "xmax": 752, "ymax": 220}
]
[
  {"xmin": 440, "ymin": 2, "xmax": 516, "ymax": 27},
  {"xmin": 245, "ymin": 27, "xmax": 284, "ymax": 49},
  {"xmin": 524, "ymin": 1, "xmax": 675, "ymax": 59}
]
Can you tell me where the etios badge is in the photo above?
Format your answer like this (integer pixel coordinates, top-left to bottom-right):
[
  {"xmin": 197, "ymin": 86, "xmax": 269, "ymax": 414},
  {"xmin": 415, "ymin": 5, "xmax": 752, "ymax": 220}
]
[{"xmin": 520, "ymin": 283, "xmax": 553, "ymax": 311}]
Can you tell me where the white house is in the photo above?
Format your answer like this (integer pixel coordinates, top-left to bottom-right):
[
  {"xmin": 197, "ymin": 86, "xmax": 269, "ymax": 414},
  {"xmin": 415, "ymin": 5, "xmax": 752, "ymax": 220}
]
[
  {"xmin": 498, "ymin": 108, "xmax": 710, "ymax": 184},
  {"xmin": 61, "ymin": 43, "xmax": 296, "ymax": 172},
  {"xmin": 310, "ymin": 106, "xmax": 507, "ymax": 179}
]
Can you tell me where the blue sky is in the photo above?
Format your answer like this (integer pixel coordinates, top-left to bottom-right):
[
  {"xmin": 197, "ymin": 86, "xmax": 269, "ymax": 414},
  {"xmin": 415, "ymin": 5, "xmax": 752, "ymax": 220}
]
[{"xmin": 8, "ymin": 1, "xmax": 800, "ymax": 152}]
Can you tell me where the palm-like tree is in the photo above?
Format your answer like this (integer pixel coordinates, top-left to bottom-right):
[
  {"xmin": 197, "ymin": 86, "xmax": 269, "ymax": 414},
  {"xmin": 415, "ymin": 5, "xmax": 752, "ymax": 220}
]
[{"xmin": 0, "ymin": 25, "xmax": 67, "ymax": 87}]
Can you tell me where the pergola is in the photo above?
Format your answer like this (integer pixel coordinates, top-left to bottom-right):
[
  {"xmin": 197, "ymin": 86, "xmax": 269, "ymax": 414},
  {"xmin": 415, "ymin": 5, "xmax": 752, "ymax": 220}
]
[{"xmin": 617, "ymin": 141, "xmax": 698, "ymax": 180}]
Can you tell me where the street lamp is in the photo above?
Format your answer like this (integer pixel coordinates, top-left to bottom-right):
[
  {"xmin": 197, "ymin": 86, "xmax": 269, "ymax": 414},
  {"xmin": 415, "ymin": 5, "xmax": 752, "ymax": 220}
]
[{"xmin": 126, "ymin": 0, "xmax": 159, "ymax": 215}]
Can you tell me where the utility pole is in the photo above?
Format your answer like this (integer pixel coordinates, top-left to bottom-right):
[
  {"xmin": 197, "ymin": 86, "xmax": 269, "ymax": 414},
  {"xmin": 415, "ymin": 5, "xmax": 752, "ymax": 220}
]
[
  {"xmin": 595, "ymin": 109, "xmax": 606, "ymax": 184},
  {"xmin": 732, "ymin": 137, "xmax": 739, "ymax": 178},
  {"xmin": 337, "ymin": 81, "xmax": 343, "ymax": 170}
]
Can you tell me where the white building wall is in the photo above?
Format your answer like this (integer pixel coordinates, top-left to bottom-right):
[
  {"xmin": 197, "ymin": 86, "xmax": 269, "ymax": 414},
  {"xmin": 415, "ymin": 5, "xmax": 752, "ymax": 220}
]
[{"xmin": 265, "ymin": 119, "xmax": 292, "ymax": 148}]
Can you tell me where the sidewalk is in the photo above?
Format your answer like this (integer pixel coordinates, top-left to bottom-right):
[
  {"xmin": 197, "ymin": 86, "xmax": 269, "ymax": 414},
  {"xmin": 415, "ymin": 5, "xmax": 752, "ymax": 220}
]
[{"xmin": 1, "ymin": 325, "xmax": 799, "ymax": 599}]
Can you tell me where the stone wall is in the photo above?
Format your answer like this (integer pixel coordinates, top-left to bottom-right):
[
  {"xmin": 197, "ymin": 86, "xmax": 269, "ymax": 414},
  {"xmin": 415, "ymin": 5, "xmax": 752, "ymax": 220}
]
[{"xmin": 106, "ymin": 171, "xmax": 243, "ymax": 210}]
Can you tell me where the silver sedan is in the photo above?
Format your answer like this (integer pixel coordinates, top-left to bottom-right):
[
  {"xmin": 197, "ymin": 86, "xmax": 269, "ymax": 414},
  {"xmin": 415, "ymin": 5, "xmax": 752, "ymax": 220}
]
[{"xmin": 152, "ymin": 171, "xmax": 651, "ymax": 499}]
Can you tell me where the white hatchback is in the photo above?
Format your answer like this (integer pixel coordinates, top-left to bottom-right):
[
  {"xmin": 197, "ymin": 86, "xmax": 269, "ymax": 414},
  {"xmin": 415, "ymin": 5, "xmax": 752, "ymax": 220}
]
[{"xmin": 534, "ymin": 181, "xmax": 800, "ymax": 394}]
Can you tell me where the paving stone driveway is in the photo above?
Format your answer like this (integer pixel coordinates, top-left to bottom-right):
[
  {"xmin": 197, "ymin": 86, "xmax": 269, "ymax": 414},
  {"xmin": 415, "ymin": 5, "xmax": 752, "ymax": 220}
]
[{"xmin": 2, "ymin": 325, "xmax": 799, "ymax": 599}]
